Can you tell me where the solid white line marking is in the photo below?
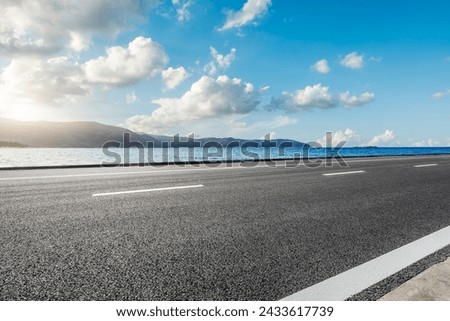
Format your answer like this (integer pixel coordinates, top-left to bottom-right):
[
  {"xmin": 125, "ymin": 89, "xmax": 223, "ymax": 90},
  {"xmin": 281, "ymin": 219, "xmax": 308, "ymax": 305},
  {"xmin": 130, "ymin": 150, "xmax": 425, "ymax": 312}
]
[
  {"xmin": 323, "ymin": 170, "xmax": 366, "ymax": 176},
  {"xmin": 281, "ymin": 225, "xmax": 450, "ymax": 301},
  {"xmin": 414, "ymin": 164, "xmax": 438, "ymax": 168},
  {"xmin": 92, "ymin": 184, "xmax": 204, "ymax": 197}
]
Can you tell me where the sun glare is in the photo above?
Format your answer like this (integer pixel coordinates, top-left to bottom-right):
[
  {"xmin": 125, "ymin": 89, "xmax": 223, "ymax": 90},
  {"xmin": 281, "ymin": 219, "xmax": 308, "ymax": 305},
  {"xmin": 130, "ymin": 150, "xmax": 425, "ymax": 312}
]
[{"xmin": 3, "ymin": 105, "xmax": 44, "ymax": 121}]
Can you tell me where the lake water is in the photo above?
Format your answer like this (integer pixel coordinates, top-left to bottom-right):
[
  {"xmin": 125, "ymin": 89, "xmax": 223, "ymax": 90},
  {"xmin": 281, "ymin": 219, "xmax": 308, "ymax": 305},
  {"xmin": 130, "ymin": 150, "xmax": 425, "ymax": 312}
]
[{"xmin": 0, "ymin": 147, "xmax": 450, "ymax": 168}]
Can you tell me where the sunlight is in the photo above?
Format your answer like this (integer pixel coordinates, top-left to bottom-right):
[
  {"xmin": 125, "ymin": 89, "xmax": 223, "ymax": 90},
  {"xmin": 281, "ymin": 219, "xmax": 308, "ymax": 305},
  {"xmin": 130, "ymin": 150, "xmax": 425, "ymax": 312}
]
[{"xmin": 3, "ymin": 105, "xmax": 44, "ymax": 121}]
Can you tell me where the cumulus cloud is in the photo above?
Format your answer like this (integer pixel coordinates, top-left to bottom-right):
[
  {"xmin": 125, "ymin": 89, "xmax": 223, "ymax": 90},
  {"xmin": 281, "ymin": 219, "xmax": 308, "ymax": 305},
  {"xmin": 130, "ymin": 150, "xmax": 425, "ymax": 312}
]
[
  {"xmin": 316, "ymin": 128, "xmax": 361, "ymax": 147},
  {"xmin": 203, "ymin": 62, "xmax": 217, "ymax": 75},
  {"xmin": 412, "ymin": 139, "xmax": 441, "ymax": 147},
  {"xmin": 367, "ymin": 130, "xmax": 396, "ymax": 146},
  {"xmin": 219, "ymin": 0, "xmax": 272, "ymax": 31},
  {"xmin": 68, "ymin": 32, "xmax": 91, "ymax": 52},
  {"xmin": 316, "ymin": 128, "xmax": 398, "ymax": 147},
  {"xmin": 312, "ymin": 59, "xmax": 330, "ymax": 74},
  {"xmin": 267, "ymin": 84, "xmax": 375, "ymax": 111},
  {"xmin": 432, "ymin": 90, "xmax": 450, "ymax": 99},
  {"xmin": 125, "ymin": 75, "xmax": 265, "ymax": 133},
  {"xmin": 162, "ymin": 66, "xmax": 189, "ymax": 90},
  {"xmin": 0, "ymin": 0, "xmax": 157, "ymax": 57},
  {"xmin": 0, "ymin": 36, "xmax": 168, "ymax": 109},
  {"xmin": 204, "ymin": 47, "xmax": 236, "ymax": 75},
  {"xmin": 212, "ymin": 47, "xmax": 236, "ymax": 68},
  {"xmin": 0, "ymin": 56, "xmax": 89, "ymax": 107},
  {"xmin": 340, "ymin": 52, "xmax": 364, "ymax": 69},
  {"xmin": 172, "ymin": 0, "xmax": 193, "ymax": 22},
  {"xmin": 84, "ymin": 37, "xmax": 168, "ymax": 86},
  {"xmin": 338, "ymin": 91, "xmax": 375, "ymax": 107},
  {"xmin": 279, "ymin": 84, "xmax": 335, "ymax": 109}
]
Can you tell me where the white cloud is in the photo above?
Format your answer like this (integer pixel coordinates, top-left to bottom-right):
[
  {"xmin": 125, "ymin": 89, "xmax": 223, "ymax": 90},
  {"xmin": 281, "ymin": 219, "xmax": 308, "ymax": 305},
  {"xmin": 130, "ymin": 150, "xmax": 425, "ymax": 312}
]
[
  {"xmin": 312, "ymin": 59, "xmax": 330, "ymax": 74},
  {"xmin": 412, "ymin": 139, "xmax": 441, "ymax": 147},
  {"xmin": 162, "ymin": 66, "xmax": 189, "ymax": 90},
  {"xmin": 212, "ymin": 47, "xmax": 236, "ymax": 68},
  {"xmin": 338, "ymin": 91, "xmax": 375, "ymax": 107},
  {"xmin": 84, "ymin": 37, "xmax": 168, "ymax": 86},
  {"xmin": 125, "ymin": 75, "xmax": 264, "ymax": 133},
  {"xmin": 284, "ymin": 84, "xmax": 335, "ymax": 109},
  {"xmin": 203, "ymin": 62, "xmax": 217, "ymax": 75},
  {"xmin": 340, "ymin": 52, "xmax": 364, "ymax": 69},
  {"xmin": 204, "ymin": 47, "xmax": 236, "ymax": 75},
  {"xmin": 0, "ymin": 36, "xmax": 168, "ymax": 110},
  {"xmin": 316, "ymin": 128, "xmax": 361, "ymax": 147},
  {"xmin": 126, "ymin": 91, "xmax": 139, "ymax": 104},
  {"xmin": 0, "ymin": 0, "xmax": 157, "ymax": 57},
  {"xmin": 0, "ymin": 56, "xmax": 89, "ymax": 107},
  {"xmin": 219, "ymin": 0, "xmax": 272, "ymax": 31},
  {"xmin": 268, "ymin": 83, "xmax": 375, "ymax": 111},
  {"xmin": 68, "ymin": 32, "xmax": 91, "ymax": 52},
  {"xmin": 432, "ymin": 90, "xmax": 450, "ymax": 99},
  {"xmin": 172, "ymin": 0, "xmax": 193, "ymax": 22},
  {"xmin": 367, "ymin": 130, "xmax": 396, "ymax": 146}
]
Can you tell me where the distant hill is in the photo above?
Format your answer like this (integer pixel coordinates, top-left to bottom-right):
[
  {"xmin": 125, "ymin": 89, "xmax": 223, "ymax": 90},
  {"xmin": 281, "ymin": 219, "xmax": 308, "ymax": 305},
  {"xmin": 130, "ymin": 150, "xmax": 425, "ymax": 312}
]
[
  {"xmin": 0, "ymin": 118, "xmax": 157, "ymax": 148},
  {"xmin": 196, "ymin": 137, "xmax": 307, "ymax": 148},
  {"xmin": 0, "ymin": 141, "xmax": 28, "ymax": 148},
  {"xmin": 0, "ymin": 118, "xmax": 307, "ymax": 148}
]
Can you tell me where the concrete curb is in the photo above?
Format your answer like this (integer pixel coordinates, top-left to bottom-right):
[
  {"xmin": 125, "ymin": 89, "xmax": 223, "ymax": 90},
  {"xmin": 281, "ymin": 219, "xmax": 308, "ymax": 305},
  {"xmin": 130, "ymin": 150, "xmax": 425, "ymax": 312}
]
[
  {"xmin": 379, "ymin": 258, "xmax": 450, "ymax": 301},
  {"xmin": 349, "ymin": 244, "xmax": 450, "ymax": 301}
]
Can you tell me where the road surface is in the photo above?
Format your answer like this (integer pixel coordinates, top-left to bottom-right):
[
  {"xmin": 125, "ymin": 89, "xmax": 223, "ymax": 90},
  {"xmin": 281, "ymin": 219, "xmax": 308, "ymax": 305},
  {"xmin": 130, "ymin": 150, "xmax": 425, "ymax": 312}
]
[{"xmin": 1, "ymin": 155, "xmax": 449, "ymax": 300}]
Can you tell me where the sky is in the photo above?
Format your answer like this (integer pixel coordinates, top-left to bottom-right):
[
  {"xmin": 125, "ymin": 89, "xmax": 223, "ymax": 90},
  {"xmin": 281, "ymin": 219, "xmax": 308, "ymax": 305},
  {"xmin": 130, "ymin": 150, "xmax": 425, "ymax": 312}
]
[{"xmin": 0, "ymin": 0, "xmax": 449, "ymax": 146}]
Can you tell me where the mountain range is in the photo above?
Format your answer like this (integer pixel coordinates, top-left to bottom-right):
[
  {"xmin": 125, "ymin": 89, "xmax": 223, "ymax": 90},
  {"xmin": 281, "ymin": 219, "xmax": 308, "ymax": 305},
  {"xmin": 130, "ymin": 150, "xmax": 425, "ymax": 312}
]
[{"xmin": 0, "ymin": 118, "xmax": 307, "ymax": 148}]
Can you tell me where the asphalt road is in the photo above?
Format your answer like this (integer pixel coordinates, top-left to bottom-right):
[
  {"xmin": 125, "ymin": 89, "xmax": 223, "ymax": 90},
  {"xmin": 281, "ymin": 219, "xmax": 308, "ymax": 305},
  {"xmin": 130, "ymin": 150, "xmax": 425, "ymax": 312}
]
[{"xmin": 1, "ymin": 155, "xmax": 449, "ymax": 300}]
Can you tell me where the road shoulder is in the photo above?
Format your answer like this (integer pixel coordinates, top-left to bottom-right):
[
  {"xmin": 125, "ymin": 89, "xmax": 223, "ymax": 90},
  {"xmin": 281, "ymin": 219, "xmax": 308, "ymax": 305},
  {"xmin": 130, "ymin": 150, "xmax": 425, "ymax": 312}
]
[{"xmin": 349, "ymin": 245, "xmax": 450, "ymax": 301}]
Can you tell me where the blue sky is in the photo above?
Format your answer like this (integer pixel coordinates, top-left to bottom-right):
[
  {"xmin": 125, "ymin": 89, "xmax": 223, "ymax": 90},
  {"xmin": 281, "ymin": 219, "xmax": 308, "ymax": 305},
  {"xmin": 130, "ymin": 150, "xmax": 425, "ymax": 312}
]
[{"xmin": 0, "ymin": 0, "xmax": 449, "ymax": 146}]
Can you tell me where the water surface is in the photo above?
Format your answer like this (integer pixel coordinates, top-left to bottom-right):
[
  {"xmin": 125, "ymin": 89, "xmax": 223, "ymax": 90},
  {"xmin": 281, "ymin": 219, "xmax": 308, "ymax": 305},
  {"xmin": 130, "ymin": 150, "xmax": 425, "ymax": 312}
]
[{"xmin": 0, "ymin": 147, "xmax": 449, "ymax": 168}]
